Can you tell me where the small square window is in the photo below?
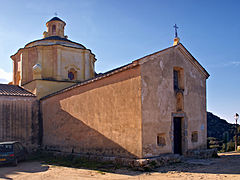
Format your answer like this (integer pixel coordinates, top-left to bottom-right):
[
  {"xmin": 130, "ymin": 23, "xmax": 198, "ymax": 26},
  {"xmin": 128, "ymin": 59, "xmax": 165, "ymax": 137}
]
[
  {"xmin": 191, "ymin": 131, "xmax": 198, "ymax": 143},
  {"xmin": 157, "ymin": 133, "xmax": 166, "ymax": 146}
]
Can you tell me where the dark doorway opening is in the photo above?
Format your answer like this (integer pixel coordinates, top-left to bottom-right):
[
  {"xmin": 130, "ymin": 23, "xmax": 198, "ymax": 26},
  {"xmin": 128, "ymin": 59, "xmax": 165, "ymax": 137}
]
[{"xmin": 173, "ymin": 117, "xmax": 182, "ymax": 154}]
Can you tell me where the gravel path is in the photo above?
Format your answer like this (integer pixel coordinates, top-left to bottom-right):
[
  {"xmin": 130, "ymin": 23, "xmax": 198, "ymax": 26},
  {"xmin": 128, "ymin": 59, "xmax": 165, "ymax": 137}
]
[{"xmin": 0, "ymin": 152, "xmax": 240, "ymax": 180}]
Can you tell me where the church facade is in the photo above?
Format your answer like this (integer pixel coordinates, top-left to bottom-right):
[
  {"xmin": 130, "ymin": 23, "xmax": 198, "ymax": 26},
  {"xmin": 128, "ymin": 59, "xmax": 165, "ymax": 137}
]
[{"xmin": 0, "ymin": 17, "xmax": 209, "ymax": 158}]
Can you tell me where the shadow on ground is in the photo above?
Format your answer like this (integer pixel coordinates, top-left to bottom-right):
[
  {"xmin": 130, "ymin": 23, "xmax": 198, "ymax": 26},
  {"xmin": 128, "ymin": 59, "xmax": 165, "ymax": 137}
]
[
  {"xmin": 41, "ymin": 154, "xmax": 144, "ymax": 176},
  {"xmin": 1, "ymin": 152, "xmax": 239, "ymax": 179},
  {"xmin": 156, "ymin": 153, "xmax": 240, "ymax": 175},
  {"xmin": 31, "ymin": 152, "xmax": 240, "ymax": 176},
  {"xmin": 0, "ymin": 161, "xmax": 49, "ymax": 180}
]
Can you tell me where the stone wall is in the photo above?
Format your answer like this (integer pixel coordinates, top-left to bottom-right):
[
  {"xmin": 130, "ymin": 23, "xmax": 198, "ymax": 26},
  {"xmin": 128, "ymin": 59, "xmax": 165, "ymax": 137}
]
[
  {"xmin": 0, "ymin": 96, "xmax": 39, "ymax": 150},
  {"xmin": 41, "ymin": 66, "xmax": 142, "ymax": 158}
]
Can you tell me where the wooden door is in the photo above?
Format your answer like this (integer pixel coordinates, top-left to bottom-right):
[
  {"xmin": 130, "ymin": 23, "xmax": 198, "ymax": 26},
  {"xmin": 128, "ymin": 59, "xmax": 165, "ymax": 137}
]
[{"xmin": 174, "ymin": 117, "xmax": 182, "ymax": 154}]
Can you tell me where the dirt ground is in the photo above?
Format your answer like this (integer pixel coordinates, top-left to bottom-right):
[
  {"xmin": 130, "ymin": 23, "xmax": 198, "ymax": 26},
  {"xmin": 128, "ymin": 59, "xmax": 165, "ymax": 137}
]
[{"xmin": 0, "ymin": 152, "xmax": 240, "ymax": 180}]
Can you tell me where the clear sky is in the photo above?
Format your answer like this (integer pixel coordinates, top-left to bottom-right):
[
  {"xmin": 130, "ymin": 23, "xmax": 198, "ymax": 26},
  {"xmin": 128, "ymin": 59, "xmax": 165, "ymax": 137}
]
[{"xmin": 0, "ymin": 0, "xmax": 239, "ymax": 123}]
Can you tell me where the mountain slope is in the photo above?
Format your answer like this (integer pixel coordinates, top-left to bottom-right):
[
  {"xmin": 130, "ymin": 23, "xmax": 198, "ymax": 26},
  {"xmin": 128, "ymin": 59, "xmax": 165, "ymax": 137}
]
[{"xmin": 207, "ymin": 112, "xmax": 236, "ymax": 140}]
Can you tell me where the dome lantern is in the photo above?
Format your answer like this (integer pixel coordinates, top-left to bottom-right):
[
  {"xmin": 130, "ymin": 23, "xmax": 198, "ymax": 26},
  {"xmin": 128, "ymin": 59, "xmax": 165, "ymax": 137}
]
[{"xmin": 43, "ymin": 17, "xmax": 67, "ymax": 38}]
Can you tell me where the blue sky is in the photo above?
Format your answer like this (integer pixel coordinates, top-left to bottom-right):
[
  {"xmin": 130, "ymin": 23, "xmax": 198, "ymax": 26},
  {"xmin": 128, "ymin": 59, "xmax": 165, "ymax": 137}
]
[{"xmin": 0, "ymin": 0, "xmax": 239, "ymax": 123}]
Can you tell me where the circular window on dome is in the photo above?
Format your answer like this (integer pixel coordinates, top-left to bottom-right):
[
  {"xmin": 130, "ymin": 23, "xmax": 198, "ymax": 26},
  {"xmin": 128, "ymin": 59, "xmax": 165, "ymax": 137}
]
[
  {"xmin": 68, "ymin": 72, "xmax": 74, "ymax": 80},
  {"xmin": 68, "ymin": 68, "xmax": 77, "ymax": 81}
]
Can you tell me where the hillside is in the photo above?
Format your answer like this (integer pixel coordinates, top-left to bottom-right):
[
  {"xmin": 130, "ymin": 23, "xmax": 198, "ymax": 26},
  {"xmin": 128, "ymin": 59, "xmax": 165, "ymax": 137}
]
[{"xmin": 207, "ymin": 112, "xmax": 236, "ymax": 141}]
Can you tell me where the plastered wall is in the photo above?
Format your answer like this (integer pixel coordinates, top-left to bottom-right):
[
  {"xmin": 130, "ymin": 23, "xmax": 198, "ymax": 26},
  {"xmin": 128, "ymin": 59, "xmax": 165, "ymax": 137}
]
[
  {"xmin": 41, "ymin": 66, "xmax": 143, "ymax": 158},
  {"xmin": 23, "ymin": 80, "xmax": 75, "ymax": 99},
  {"xmin": 11, "ymin": 45, "xmax": 95, "ymax": 88},
  {"xmin": 0, "ymin": 96, "xmax": 39, "ymax": 150},
  {"xmin": 140, "ymin": 46, "xmax": 208, "ymax": 157}
]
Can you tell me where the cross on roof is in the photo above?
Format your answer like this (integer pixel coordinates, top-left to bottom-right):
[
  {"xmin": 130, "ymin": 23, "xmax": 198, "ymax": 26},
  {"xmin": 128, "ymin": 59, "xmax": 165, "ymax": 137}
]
[
  {"xmin": 54, "ymin": 12, "xmax": 58, "ymax": 17},
  {"xmin": 173, "ymin": 24, "xmax": 179, "ymax": 38}
]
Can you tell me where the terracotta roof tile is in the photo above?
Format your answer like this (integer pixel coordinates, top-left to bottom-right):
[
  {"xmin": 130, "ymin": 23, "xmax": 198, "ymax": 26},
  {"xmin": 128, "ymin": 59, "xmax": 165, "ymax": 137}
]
[{"xmin": 0, "ymin": 84, "xmax": 35, "ymax": 97}]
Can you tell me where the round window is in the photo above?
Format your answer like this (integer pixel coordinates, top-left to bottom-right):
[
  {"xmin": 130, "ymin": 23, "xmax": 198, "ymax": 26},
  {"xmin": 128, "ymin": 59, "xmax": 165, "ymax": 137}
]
[{"xmin": 68, "ymin": 72, "xmax": 74, "ymax": 80}]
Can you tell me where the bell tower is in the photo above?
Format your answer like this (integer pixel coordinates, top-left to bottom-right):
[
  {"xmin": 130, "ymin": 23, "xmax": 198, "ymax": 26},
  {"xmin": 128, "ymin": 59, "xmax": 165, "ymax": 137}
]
[{"xmin": 43, "ymin": 17, "xmax": 68, "ymax": 38}]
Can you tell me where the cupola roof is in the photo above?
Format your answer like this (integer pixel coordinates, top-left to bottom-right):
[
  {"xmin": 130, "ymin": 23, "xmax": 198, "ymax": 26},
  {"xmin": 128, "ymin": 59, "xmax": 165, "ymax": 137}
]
[
  {"xmin": 22, "ymin": 17, "xmax": 88, "ymax": 50},
  {"xmin": 47, "ymin": 17, "xmax": 64, "ymax": 23}
]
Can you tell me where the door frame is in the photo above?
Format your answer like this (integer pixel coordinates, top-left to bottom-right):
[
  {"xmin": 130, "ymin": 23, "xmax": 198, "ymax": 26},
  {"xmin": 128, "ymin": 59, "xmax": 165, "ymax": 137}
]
[
  {"xmin": 173, "ymin": 117, "xmax": 182, "ymax": 154},
  {"xmin": 171, "ymin": 112, "xmax": 187, "ymax": 155}
]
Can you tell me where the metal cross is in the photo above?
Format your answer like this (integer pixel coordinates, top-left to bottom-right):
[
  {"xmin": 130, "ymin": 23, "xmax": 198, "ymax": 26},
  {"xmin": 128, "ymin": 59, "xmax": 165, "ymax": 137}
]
[
  {"xmin": 54, "ymin": 12, "xmax": 58, "ymax": 17},
  {"xmin": 173, "ymin": 24, "xmax": 179, "ymax": 38}
]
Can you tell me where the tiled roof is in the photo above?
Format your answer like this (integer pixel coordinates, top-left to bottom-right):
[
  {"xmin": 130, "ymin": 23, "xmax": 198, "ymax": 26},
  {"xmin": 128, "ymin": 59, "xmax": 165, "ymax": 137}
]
[
  {"xmin": 24, "ymin": 36, "xmax": 86, "ymax": 49},
  {"xmin": 0, "ymin": 84, "xmax": 35, "ymax": 97},
  {"xmin": 42, "ymin": 36, "xmax": 86, "ymax": 49}
]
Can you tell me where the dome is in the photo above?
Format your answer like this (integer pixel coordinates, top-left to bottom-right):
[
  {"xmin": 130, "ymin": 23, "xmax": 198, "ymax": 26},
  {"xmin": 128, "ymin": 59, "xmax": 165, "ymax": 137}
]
[
  {"xmin": 25, "ymin": 36, "xmax": 86, "ymax": 49},
  {"xmin": 11, "ymin": 16, "xmax": 97, "ymax": 90},
  {"xmin": 24, "ymin": 17, "xmax": 86, "ymax": 49}
]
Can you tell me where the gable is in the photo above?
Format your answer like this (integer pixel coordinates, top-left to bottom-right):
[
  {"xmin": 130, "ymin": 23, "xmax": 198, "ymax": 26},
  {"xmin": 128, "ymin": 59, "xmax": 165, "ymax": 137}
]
[
  {"xmin": 176, "ymin": 44, "xmax": 209, "ymax": 79},
  {"xmin": 135, "ymin": 43, "xmax": 209, "ymax": 79}
]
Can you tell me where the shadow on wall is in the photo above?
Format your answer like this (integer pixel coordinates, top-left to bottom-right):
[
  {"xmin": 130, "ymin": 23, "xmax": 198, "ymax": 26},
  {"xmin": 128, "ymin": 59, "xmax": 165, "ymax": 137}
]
[
  {"xmin": 42, "ymin": 103, "xmax": 138, "ymax": 158},
  {"xmin": 0, "ymin": 161, "xmax": 49, "ymax": 180}
]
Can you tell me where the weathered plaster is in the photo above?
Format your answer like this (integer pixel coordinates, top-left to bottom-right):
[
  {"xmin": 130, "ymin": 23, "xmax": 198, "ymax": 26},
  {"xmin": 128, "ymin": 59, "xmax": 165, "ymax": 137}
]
[
  {"xmin": 41, "ymin": 66, "xmax": 143, "ymax": 158},
  {"xmin": 0, "ymin": 96, "xmax": 39, "ymax": 150},
  {"xmin": 23, "ymin": 79, "xmax": 75, "ymax": 99},
  {"xmin": 140, "ymin": 45, "xmax": 208, "ymax": 157}
]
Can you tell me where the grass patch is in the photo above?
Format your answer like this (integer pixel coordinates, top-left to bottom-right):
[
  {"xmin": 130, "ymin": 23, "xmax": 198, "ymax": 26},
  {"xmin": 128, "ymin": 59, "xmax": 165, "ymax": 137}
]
[
  {"xmin": 26, "ymin": 151, "xmax": 162, "ymax": 173},
  {"xmin": 27, "ymin": 151, "xmax": 122, "ymax": 173}
]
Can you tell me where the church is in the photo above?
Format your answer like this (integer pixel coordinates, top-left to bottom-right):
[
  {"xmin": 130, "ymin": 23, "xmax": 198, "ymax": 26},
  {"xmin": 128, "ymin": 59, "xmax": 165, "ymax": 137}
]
[{"xmin": 0, "ymin": 17, "xmax": 209, "ymax": 158}]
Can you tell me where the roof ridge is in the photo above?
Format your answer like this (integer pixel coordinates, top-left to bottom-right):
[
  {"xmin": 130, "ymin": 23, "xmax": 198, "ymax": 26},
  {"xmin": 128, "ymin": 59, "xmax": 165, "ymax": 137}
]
[
  {"xmin": 40, "ymin": 43, "xmax": 209, "ymax": 100},
  {"xmin": 17, "ymin": 85, "xmax": 35, "ymax": 94},
  {"xmin": 40, "ymin": 62, "xmax": 137, "ymax": 100}
]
